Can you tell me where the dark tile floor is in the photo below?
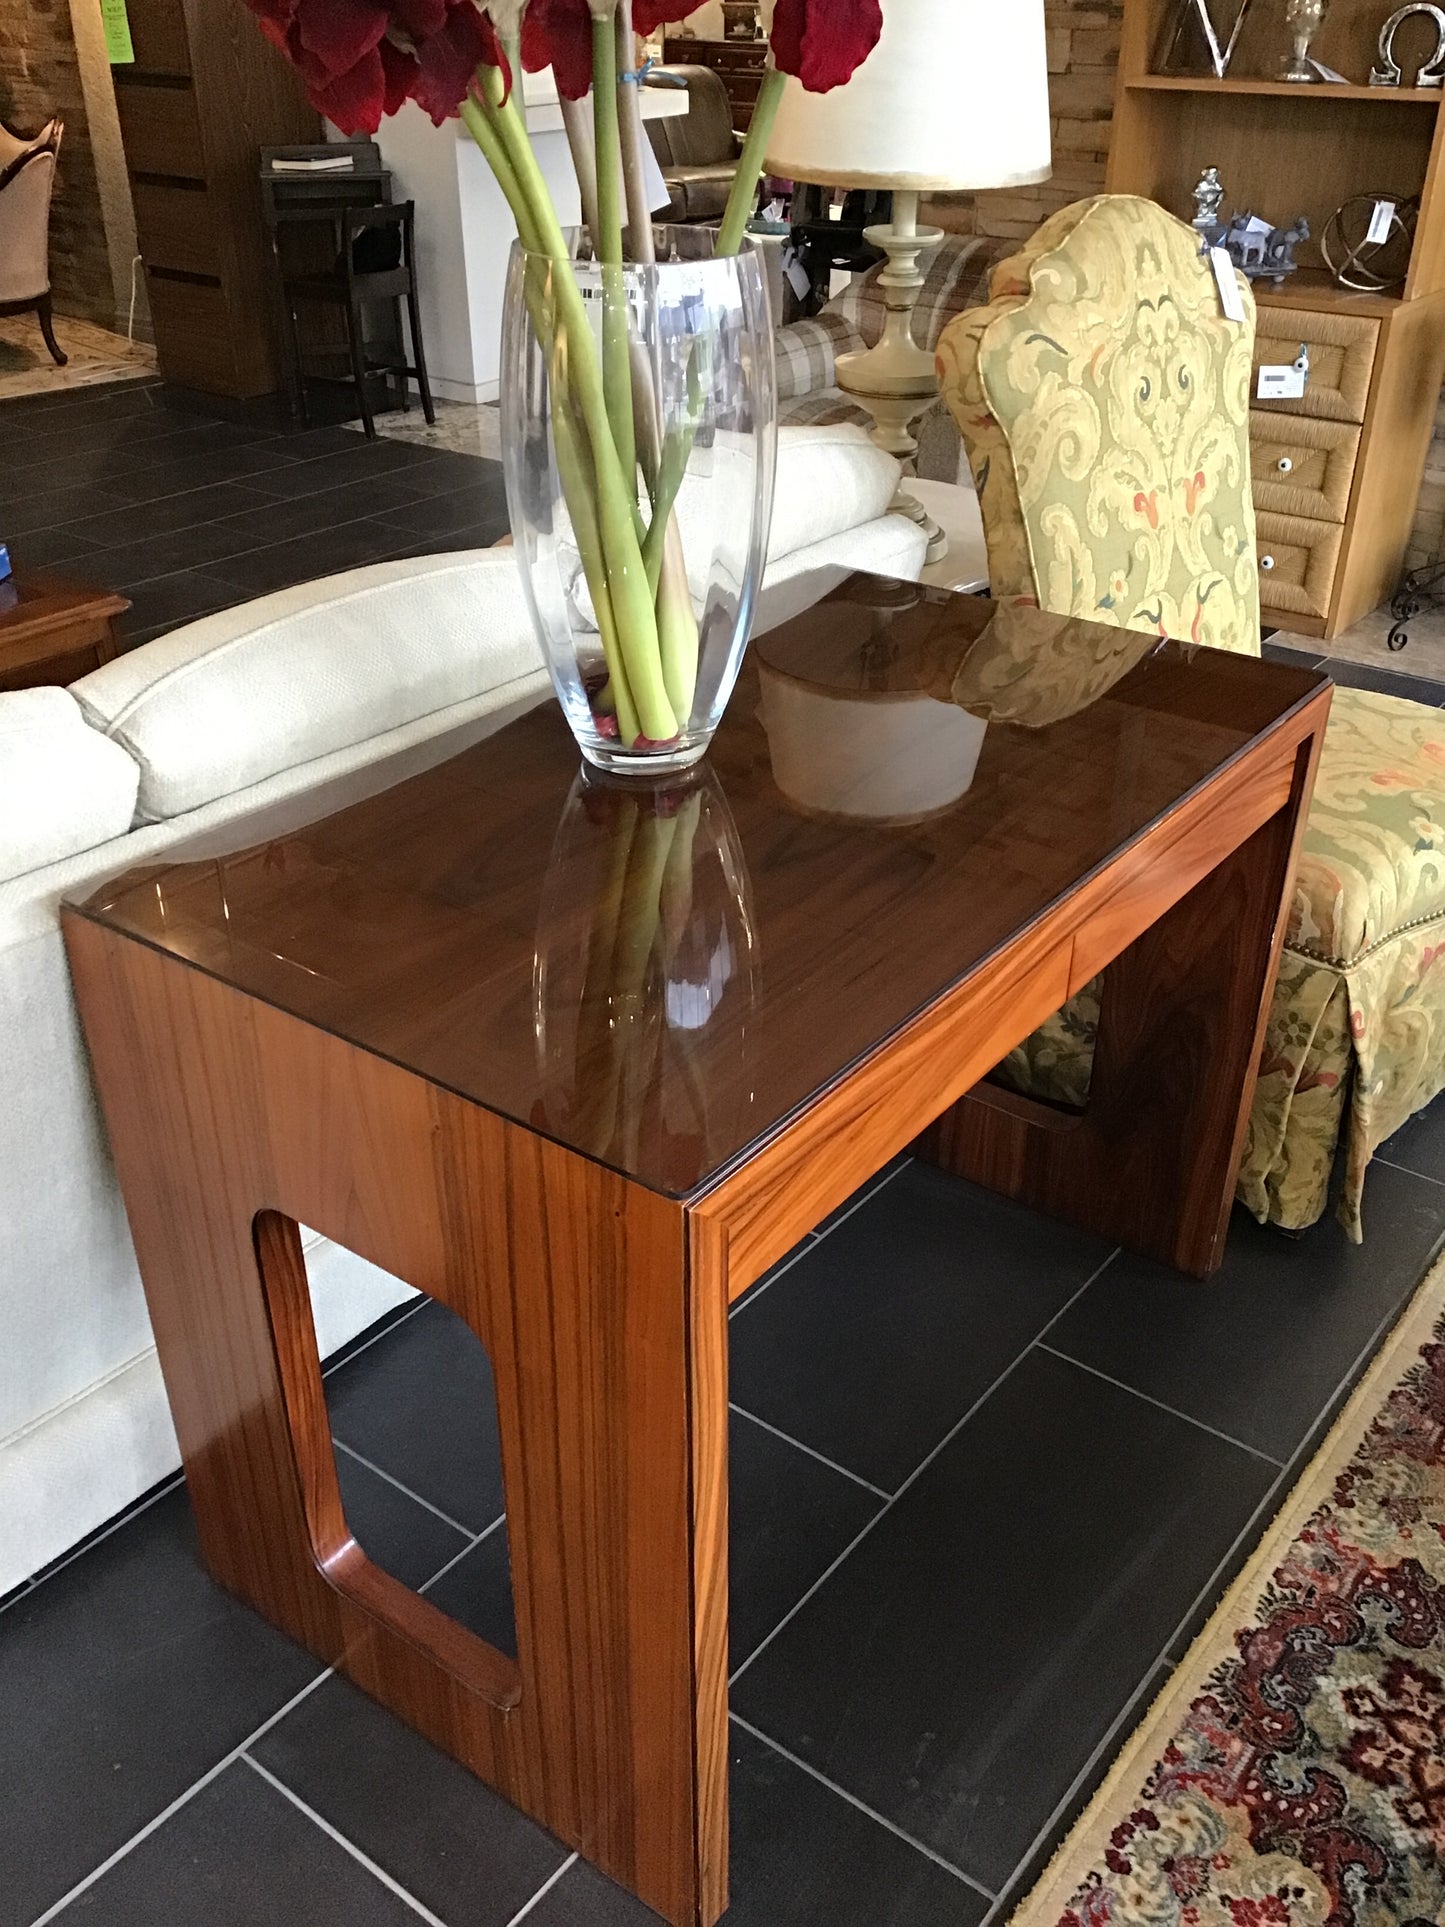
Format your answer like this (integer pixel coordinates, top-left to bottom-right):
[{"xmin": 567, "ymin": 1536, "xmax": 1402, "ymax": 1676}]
[
  {"xmin": 0, "ymin": 379, "xmax": 508, "ymax": 650},
  {"xmin": 4, "ymin": 1143, "xmax": 1444, "ymax": 1927},
  {"xmin": 5, "ymin": 383, "xmax": 1445, "ymax": 1925}
]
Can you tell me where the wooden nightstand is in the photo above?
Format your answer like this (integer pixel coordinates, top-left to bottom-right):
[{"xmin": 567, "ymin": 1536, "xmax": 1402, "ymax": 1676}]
[{"xmin": 0, "ymin": 574, "xmax": 130, "ymax": 692}]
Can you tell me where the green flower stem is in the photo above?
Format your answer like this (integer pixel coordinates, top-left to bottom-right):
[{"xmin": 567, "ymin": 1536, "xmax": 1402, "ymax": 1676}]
[
  {"xmin": 487, "ymin": 77, "xmax": 678, "ymax": 743},
  {"xmin": 464, "ymin": 91, "xmax": 644, "ymax": 741},
  {"xmin": 655, "ymin": 531, "xmax": 699, "ymax": 722},
  {"xmin": 615, "ymin": 0, "xmax": 656, "ymax": 267},
  {"xmin": 550, "ymin": 336, "xmax": 642, "ymax": 748},
  {"xmin": 459, "ymin": 92, "xmax": 538, "ymax": 250},
  {"xmin": 591, "ymin": 13, "xmax": 637, "ymax": 496},
  {"xmin": 641, "ymin": 424, "xmax": 690, "ymax": 594},
  {"xmin": 717, "ymin": 65, "xmax": 787, "ymax": 258}
]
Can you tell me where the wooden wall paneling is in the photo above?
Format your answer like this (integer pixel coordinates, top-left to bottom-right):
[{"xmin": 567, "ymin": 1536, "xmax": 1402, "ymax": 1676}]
[
  {"xmin": 62, "ymin": 913, "xmax": 729, "ymax": 1927},
  {"xmin": 121, "ymin": 0, "xmax": 191, "ymax": 75},
  {"xmin": 112, "ymin": 81, "xmax": 206, "ymax": 180},
  {"xmin": 129, "ymin": 181, "xmax": 220, "ymax": 276},
  {"xmin": 919, "ymin": 703, "xmax": 1329, "ymax": 1278}
]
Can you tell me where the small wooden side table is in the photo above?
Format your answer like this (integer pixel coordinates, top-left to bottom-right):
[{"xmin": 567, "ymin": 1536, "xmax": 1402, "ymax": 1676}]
[{"xmin": 0, "ymin": 573, "xmax": 129, "ymax": 693}]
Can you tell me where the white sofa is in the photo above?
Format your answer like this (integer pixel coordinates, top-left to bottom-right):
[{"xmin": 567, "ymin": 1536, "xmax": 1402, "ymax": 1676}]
[{"xmin": 1, "ymin": 425, "xmax": 929, "ymax": 1595}]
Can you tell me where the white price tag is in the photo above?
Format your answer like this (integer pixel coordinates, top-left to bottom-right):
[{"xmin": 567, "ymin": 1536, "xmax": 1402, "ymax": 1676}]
[
  {"xmin": 1209, "ymin": 247, "xmax": 1246, "ymax": 324},
  {"xmin": 784, "ymin": 251, "xmax": 812, "ymax": 300},
  {"xmin": 1366, "ymin": 199, "xmax": 1396, "ymax": 247},
  {"xmin": 1257, "ymin": 364, "xmax": 1308, "ymax": 400}
]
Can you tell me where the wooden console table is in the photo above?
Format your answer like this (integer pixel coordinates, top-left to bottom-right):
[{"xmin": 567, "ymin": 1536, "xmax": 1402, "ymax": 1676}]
[
  {"xmin": 64, "ymin": 576, "xmax": 1330, "ymax": 1925},
  {"xmin": 0, "ymin": 573, "xmax": 128, "ymax": 692}
]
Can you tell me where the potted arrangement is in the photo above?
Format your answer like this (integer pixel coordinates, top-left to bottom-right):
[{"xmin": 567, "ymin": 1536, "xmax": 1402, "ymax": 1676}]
[{"xmin": 241, "ymin": 0, "xmax": 887, "ymax": 772}]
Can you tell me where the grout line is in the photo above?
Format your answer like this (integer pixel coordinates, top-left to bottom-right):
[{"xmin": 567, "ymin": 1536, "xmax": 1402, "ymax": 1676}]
[
  {"xmin": 503, "ymin": 1853, "xmax": 579, "ymax": 1924},
  {"xmin": 321, "ymin": 1297, "xmax": 429, "ymax": 1378},
  {"xmin": 27, "ymin": 1669, "xmax": 334, "ymax": 1925},
  {"xmin": 2, "ymin": 1472, "xmax": 186, "ymax": 1618},
  {"xmin": 242, "ymin": 1755, "xmax": 450, "ymax": 1925},
  {"xmin": 814, "ymin": 1156, "xmax": 913, "ymax": 1242},
  {"xmin": 727, "ymin": 1239, "xmax": 816, "ymax": 1322},
  {"xmin": 973, "ymin": 1659, "xmax": 1175, "ymax": 1927},
  {"xmin": 728, "ymin": 1158, "xmax": 912, "ymax": 1323},
  {"xmin": 729, "ymin": 1249, "xmax": 1121, "ymax": 1685},
  {"xmin": 27, "ymin": 1512, "xmax": 484, "ymax": 1924},
  {"xmin": 977, "ymin": 1251, "xmax": 1445, "ymax": 1919},
  {"xmin": 731, "ymin": 1714, "xmax": 995, "ymax": 1901},
  {"xmin": 1374, "ymin": 1153, "xmax": 1445, "ymax": 1188},
  {"xmin": 1034, "ymin": 1344, "xmax": 1284, "ymax": 1468},
  {"xmin": 418, "ymin": 1512, "xmax": 508, "ymax": 1595},
  {"xmin": 331, "ymin": 1438, "xmax": 478, "ymax": 1540},
  {"xmin": 729, "ymin": 1404, "xmax": 892, "ymax": 1500}
]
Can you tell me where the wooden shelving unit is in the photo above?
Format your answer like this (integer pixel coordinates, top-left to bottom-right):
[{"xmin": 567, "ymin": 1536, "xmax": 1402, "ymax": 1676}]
[{"xmin": 1109, "ymin": 0, "xmax": 1445, "ymax": 634}]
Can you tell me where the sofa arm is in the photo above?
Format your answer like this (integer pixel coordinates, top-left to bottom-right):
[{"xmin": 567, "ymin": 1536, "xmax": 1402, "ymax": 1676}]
[{"xmin": 773, "ymin": 312, "xmax": 857, "ymax": 402}]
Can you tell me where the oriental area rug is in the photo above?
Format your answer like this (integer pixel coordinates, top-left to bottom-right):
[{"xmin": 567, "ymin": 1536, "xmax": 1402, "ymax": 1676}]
[{"xmin": 1014, "ymin": 1248, "xmax": 1445, "ymax": 1927}]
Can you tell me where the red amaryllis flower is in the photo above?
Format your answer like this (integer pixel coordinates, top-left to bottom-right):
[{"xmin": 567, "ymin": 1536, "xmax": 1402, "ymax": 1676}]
[
  {"xmin": 770, "ymin": 0, "xmax": 883, "ymax": 92},
  {"xmin": 244, "ymin": 0, "xmax": 507, "ymax": 134},
  {"xmin": 519, "ymin": 0, "xmax": 595, "ymax": 101},
  {"xmin": 631, "ymin": 0, "xmax": 706, "ymax": 35}
]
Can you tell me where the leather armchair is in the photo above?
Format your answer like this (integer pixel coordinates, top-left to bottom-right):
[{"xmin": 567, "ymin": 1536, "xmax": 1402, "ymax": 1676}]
[
  {"xmin": 644, "ymin": 66, "xmax": 739, "ymax": 226},
  {"xmin": 0, "ymin": 120, "xmax": 66, "ymax": 365}
]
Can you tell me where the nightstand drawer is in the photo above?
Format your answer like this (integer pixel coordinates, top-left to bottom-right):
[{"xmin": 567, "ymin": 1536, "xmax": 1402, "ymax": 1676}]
[
  {"xmin": 1252, "ymin": 309, "xmax": 1378, "ymax": 424},
  {"xmin": 1255, "ymin": 511, "xmax": 1343, "ymax": 620},
  {"xmin": 1250, "ymin": 413, "xmax": 1360, "ymax": 522}
]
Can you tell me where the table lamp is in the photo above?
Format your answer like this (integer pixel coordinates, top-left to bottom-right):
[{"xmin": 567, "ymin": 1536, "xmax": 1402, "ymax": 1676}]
[{"xmin": 764, "ymin": 0, "xmax": 1052, "ymax": 562}]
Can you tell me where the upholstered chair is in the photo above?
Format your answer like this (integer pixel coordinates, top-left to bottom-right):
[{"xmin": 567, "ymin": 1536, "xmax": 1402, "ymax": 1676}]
[
  {"xmin": 0, "ymin": 125, "xmax": 67, "ymax": 366},
  {"xmin": 935, "ymin": 193, "xmax": 1445, "ymax": 1239},
  {"xmin": 644, "ymin": 65, "xmax": 740, "ymax": 226}
]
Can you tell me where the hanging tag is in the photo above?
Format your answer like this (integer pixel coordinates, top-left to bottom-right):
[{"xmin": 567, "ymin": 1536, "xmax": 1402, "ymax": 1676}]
[
  {"xmin": 1366, "ymin": 199, "xmax": 1396, "ymax": 247},
  {"xmin": 1210, "ymin": 248, "xmax": 1246, "ymax": 324},
  {"xmin": 1257, "ymin": 364, "xmax": 1307, "ymax": 400},
  {"xmin": 785, "ymin": 250, "xmax": 812, "ymax": 300}
]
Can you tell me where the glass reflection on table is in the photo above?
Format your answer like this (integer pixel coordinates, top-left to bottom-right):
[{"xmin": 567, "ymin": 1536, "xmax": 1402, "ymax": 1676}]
[{"xmin": 533, "ymin": 767, "xmax": 758, "ymax": 1191}]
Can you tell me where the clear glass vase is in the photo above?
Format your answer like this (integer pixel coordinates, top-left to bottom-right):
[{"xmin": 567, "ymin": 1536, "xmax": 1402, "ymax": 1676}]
[{"xmin": 501, "ymin": 230, "xmax": 777, "ymax": 777}]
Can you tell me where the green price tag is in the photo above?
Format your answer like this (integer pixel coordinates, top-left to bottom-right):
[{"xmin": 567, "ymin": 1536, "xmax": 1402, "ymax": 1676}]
[{"xmin": 102, "ymin": 0, "xmax": 135, "ymax": 65}]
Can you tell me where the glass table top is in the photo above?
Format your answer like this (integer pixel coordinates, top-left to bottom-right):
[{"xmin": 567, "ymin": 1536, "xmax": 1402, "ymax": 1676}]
[{"xmin": 74, "ymin": 573, "xmax": 1328, "ymax": 1199}]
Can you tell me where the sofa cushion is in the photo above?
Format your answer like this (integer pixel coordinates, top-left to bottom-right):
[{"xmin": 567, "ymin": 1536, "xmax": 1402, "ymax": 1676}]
[
  {"xmin": 0, "ymin": 687, "xmax": 139, "ymax": 882},
  {"xmin": 769, "ymin": 424, "xmax": 901, "ymax": 561},
  {"xmin": 71, "ymin": 551, "xmax": 544, "ymax": 824},
  {"xmin": 1291, "ymin": 684, "xmax": 1445, "ymax": 966}
]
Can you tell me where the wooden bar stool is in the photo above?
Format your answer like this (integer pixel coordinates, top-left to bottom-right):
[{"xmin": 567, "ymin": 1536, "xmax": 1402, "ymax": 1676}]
[{"xmin": 275, "ymin": 201, "xmax": 436, "ymax": 439}]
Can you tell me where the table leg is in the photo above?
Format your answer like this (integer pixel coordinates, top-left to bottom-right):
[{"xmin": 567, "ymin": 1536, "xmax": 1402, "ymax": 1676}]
[
  {"xmin": 64, "ymin": 914, "xmax": 730, "ymax": 1927},
  {"xmin": 918, "ymin": 736, "xmax": 1320, "ymax": 1277}
]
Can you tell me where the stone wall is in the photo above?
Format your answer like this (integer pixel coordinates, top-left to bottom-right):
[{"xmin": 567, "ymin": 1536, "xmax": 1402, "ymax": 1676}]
[
  {"xmin": 926, "ymin": 1, "xmax": 1124, "ymax": 243},
  {"xmin": 0, "ymin": 0, "xmax": 116, "ymax": 324}
]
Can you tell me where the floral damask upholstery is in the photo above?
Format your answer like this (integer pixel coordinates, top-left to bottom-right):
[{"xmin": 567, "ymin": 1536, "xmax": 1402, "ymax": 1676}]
[{"xmin": 936, "ymin": 194, "xmax": 1445, "ymax": 1238}]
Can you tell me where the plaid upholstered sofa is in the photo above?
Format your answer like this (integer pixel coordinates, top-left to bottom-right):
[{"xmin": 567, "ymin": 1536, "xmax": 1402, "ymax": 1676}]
[{"xmin": 775, "ymin": 233, "xmax": 1010, "ymax": 482}]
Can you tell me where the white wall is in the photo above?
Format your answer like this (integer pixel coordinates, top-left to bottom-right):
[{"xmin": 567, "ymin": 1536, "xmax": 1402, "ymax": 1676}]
[{"xmin": 664, "ymin": 3, "xmax": 725, "ymax": 36}]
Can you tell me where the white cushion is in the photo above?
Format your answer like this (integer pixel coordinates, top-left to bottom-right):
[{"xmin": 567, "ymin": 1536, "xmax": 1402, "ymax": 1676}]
[
  {"xmin": 770, "ymin": 424, "xmax": 901, "ymax": 560},
  {"xmin": 0, "ymin": 687, "xmax": 140, "ymax": 883},
  {"xmin": 71, "ymin": 550, "xmax": 544, "ymax": 824}
]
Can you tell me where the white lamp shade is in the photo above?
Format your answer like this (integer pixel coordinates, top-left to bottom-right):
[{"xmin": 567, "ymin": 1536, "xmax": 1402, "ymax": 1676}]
[{"xmin": 763, "ymin": 0, "xmax": 1053, "ymax": 193}]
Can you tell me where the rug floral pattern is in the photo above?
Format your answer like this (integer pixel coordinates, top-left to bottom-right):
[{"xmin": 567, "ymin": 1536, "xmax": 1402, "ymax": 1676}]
[{"xmin": 1045, "ymin": 1313, "xmax": 1445, "ymax": 1927}]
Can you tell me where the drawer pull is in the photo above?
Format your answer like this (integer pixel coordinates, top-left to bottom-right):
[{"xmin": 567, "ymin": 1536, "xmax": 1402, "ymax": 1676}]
[
  {"xmin": 1276, "ymin": 456, "xmax": 1294, "ymax": 474},
  {"xmin": 1260, "ymin": 554, "xmax": 1276, "ymax": 571}
]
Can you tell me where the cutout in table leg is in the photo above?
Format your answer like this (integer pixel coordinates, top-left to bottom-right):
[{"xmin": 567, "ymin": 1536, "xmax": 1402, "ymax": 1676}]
[{"xmin": 253, "ymin": 1210, "xmax": 521, "ymax": 1705}]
